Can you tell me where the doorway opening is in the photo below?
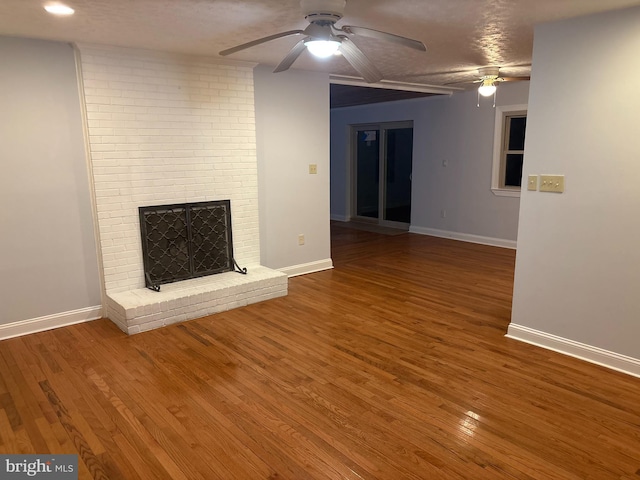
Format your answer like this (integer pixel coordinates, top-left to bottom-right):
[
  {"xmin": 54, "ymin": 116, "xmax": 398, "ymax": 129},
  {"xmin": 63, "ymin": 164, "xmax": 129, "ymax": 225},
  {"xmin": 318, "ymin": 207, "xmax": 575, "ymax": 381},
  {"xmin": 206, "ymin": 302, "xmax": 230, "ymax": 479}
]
[{"xmin": 351, "ymin": 121, "xmax": 413, "ymax": 229}]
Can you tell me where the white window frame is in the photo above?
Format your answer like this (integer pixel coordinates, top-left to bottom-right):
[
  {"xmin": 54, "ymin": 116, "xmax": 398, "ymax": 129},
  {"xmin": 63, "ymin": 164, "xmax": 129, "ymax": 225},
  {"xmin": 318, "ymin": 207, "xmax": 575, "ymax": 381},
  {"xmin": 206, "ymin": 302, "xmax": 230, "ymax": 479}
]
[{"xmin": 491, "ymin": 104, "xmax": 528, "ymax": 197}]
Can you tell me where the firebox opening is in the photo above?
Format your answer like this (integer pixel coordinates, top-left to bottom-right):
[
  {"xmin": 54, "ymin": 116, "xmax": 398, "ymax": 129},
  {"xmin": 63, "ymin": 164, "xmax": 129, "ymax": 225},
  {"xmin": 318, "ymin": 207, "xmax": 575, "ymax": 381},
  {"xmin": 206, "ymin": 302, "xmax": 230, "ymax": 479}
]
[{"xmin": 139, "ymin": 200, "xmax": 244, "ymax": 291}]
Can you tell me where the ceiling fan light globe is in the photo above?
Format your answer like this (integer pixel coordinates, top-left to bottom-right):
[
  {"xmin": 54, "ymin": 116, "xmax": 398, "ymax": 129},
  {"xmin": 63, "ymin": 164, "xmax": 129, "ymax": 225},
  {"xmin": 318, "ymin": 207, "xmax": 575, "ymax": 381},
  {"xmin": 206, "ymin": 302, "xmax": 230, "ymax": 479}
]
[
  {"xmin": 478, "ymin": 84, "xmax": 497, "ymax": 97},
  {"xmin": 44, "ymin": 3, "xmax": 75, "ymax": 15},
  {"xmin": 305, "ymin": 40, "xmax": 341, "ymax": 58}
]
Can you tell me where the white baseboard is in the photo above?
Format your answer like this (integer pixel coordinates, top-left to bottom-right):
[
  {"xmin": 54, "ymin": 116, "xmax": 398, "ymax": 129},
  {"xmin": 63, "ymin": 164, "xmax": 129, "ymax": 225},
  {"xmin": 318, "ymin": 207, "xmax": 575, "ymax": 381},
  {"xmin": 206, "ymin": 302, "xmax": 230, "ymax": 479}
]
[
  {"xmin": 330, "ymin": 214, "xmax": 349, "ymax": 222},
  {"xmin": 0, "ymin": 305, "xmax": 103, "ymax": 341},
  {"xmin": 278, "ymin": 259, "xmax": 334, "ymax": 278},
  {"xmin": 409, "ymin": 226, "xmax": 517, "ymax": 249},
  {"xmin": 506, "ymin": 323, "xmax": 640, "ymax": 379}
]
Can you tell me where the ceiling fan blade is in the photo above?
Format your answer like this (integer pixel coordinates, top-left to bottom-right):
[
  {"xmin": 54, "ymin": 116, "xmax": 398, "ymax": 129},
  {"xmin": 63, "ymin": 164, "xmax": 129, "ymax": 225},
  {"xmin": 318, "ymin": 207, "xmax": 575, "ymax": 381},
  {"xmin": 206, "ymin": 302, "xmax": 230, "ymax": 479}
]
[
  {"xmin": 341, "ymin": 25, "xmax": 426, "ymax": 52},
  {"xmin": 273, "ymin": 39, "xmax": 307, "ymax": 73},
  {"xmin": 416, "ymin": 69, "xmax": 478, "ymax": 77},
  {"xmin": 443, "ymin": 80, "xmax": 476, "ymax": 86},
  {"xmin": 219, "ymin": 30, "xmax": 304, "ymax": 56},
  {"xmin": 501, "ymin": 76, "xmax": 531, "ymax": 82},
  {"xmin": 338, "ymin": 36, "xmax": 383, "ymax": 84}
]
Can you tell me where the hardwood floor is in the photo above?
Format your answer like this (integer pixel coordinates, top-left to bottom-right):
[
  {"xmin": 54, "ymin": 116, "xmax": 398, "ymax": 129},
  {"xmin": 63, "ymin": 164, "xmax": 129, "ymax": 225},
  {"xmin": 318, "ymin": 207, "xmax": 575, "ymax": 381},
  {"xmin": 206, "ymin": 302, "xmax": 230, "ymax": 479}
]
[{"xmin": 1, "ymin": 225, "xmax": 639, "ymax": 479}]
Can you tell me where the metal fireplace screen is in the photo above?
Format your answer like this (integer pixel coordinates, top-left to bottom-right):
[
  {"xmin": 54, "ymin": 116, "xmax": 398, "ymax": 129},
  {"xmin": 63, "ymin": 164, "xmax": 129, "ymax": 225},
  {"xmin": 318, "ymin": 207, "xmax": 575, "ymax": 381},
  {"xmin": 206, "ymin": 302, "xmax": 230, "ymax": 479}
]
[{"xmin": 139, "ymin": 200, "xmax": 234, "ymax": 288}]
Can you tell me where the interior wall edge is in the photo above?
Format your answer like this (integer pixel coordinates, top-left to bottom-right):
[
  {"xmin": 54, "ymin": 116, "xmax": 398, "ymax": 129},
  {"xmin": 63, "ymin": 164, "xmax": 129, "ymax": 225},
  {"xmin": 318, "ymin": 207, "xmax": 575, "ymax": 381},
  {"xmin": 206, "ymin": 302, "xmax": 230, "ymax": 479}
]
[{"xmin": 73, "ymin": 42, "xmax": 108, "ymax": 311}]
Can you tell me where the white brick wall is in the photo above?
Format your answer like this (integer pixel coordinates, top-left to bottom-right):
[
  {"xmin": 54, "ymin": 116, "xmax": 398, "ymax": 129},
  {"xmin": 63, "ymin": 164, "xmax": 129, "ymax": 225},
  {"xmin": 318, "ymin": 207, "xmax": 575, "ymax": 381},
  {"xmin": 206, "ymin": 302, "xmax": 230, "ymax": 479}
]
[{"xmin": 78, "ymin": 45, "xmax": 260, "ymax": 293}]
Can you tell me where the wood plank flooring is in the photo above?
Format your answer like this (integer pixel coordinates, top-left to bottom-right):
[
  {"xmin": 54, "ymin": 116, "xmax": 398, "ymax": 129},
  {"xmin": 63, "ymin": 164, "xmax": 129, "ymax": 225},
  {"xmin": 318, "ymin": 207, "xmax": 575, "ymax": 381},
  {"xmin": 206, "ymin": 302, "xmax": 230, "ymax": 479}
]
[{"xmin": 1, "ymin": 224, "xmax": 639, "ymax": 479}]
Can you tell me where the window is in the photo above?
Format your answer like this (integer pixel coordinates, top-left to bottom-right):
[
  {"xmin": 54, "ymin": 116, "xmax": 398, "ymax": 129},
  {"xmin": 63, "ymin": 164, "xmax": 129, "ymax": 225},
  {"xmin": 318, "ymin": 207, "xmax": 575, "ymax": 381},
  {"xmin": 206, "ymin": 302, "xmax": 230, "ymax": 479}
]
[{"xmin": 491, "ymin": 104, "xmax": 527, "ymax": 197}]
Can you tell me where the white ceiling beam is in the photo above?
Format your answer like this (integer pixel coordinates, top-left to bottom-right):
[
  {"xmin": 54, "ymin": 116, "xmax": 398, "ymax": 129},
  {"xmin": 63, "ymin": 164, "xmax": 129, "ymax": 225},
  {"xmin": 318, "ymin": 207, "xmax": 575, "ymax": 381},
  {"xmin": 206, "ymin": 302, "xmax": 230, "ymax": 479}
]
[{"xmin": 329, "ymin": 75, "xmax": 460, "ymax": 95}]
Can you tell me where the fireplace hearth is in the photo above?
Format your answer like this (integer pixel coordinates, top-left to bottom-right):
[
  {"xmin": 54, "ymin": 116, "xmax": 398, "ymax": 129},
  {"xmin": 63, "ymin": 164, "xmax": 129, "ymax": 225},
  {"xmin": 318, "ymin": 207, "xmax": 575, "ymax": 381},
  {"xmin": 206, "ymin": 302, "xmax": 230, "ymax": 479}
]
[{"xmin": 139, "ymin": 200, "xmax": 245, "ymax": 291}]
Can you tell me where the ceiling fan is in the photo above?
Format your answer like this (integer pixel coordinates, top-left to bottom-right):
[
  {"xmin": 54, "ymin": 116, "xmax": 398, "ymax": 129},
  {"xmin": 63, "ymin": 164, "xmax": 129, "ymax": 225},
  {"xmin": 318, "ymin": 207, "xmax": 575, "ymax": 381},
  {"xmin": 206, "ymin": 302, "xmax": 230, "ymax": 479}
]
[
  {"xmin": 219, "ymin": 0, "xmax": 427, "ymax": 84},
  {"xmin": 471, "ymin": 66, "xmax": 529, "ymax": 97},
  {"xmin": 434, "ymin": 66, "xmax": 530, "ymax": 106}
]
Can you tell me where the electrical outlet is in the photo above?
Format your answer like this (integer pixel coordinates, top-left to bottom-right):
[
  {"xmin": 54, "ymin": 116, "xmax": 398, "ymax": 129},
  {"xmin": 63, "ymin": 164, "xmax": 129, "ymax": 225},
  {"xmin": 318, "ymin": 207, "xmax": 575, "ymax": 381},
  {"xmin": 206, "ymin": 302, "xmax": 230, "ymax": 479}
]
[
  {"xmin": 298, "ymin": 234, "xmax": 305, "ymax": 245},
  {"xmin": 527, "ymin": 175, "xmax": 538, "ymax": 191},
  {"xmin": 440, "ymin": 209, "xmax": 446, "ymax": 218},
  {"xmin": 308, "ymin": 164, "xmax": 317, "ymax": 174},
  {"xmin": 539, "ymin": 175, "xmax": 564, "ymax": 193}
]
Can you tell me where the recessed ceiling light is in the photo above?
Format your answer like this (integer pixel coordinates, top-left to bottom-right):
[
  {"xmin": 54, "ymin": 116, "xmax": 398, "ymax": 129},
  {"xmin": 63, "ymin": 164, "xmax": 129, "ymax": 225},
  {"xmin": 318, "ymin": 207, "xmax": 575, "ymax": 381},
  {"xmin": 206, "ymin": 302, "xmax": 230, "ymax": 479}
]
[{"xmin": 44, "ymin": 3, "xmax": 75, "ymax": 15}]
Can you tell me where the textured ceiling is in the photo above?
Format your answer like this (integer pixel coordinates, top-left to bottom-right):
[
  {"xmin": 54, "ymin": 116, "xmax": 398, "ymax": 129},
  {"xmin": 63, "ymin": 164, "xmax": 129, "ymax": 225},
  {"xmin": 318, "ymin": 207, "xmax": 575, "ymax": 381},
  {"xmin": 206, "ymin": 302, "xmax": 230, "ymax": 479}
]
[{"xmin": 2, "ymin": 0, "xmax": 640, "ymax": 87}]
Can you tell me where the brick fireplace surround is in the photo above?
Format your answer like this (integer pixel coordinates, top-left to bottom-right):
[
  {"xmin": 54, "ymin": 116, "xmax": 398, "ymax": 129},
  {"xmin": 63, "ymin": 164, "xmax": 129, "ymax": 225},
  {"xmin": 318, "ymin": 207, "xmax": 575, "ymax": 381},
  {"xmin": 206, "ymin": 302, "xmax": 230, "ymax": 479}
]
[{"xmin": 79, "ymin": 44, "xmax": 287, "ymax": 334}]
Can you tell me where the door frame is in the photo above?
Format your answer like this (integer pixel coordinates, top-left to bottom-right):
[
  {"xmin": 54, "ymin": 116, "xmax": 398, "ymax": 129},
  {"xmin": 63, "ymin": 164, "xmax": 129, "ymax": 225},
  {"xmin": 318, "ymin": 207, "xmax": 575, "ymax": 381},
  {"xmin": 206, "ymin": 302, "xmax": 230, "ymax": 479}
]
[{"xmin": 349, "ymin": 121, "xmax": 414, "ymax": 228}]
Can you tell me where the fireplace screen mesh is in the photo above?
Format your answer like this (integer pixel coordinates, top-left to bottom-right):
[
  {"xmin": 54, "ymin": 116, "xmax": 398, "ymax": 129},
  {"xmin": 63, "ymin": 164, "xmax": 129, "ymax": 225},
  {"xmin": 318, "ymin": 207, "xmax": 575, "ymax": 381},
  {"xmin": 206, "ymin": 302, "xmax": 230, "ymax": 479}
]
[{"xmin": 139, "ymin": 200, "xmax": 234, "ymax": 288}]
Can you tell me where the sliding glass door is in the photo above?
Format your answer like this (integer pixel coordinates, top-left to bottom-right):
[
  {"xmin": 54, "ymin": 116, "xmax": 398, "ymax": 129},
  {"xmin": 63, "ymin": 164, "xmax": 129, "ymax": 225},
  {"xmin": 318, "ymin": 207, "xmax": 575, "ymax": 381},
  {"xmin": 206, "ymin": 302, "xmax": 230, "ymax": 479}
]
[{"xmin": 352, "ymin": 121, "xmax": 413, "ymax": 228}]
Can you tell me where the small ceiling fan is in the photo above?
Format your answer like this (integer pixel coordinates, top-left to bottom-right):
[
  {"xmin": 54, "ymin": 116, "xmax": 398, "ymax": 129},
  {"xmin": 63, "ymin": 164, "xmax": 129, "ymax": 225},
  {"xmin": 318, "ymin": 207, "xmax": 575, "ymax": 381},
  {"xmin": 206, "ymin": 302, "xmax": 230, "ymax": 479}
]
[
  {"xmin": 471, "ymin": 66, "xmax": 529, "ymax": 97},
  {"xmin": 435, "ymin": 66, "xmax": 530, "ymax": 106},
  {"xmin": 219, "ymin": 0, "xmax": 427, "ymax": 83}
]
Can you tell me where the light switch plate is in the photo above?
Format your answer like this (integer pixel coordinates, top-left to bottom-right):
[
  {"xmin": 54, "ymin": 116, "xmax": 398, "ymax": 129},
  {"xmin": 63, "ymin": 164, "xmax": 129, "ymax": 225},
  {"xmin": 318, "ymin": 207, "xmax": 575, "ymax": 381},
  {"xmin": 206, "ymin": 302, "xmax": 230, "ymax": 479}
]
[
  {"xmin": 539, "ymin": 175, "xmax": 565, "ymax": 193},
  {"xmin": 527, "ymin": 175, "xmax": 538, "ymax": 191},
  {"xmin": 309, "ymin": 164, "xmax": 318, "ymax": 174}
]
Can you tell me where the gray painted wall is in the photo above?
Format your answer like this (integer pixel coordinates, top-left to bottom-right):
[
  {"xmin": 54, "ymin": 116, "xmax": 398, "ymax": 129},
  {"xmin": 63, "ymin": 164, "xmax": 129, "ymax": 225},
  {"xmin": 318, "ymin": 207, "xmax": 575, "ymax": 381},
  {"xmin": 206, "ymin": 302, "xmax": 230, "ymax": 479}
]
[
  {"xmin": 330, "ymin": 82, "xmax": 530, "ymax": 242},
  {"xmin": 511, "ymin": 6, "xmax": 640, "ymax": 359},
  {"xmin": 0, "ymin": 37, "xmax": 101, "ymax": 324},
  {"xmin": 254, "ymin": 65, "xmax": 332, "ymax": 271}
]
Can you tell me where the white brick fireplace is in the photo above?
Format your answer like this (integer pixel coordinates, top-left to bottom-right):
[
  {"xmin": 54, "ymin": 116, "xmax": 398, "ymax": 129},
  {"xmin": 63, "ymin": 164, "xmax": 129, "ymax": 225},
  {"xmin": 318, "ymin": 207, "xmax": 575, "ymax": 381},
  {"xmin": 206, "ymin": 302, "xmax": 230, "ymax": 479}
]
[{"xmin": 78, "ymin": 44, "xmax": 287, "ymax": 334}]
